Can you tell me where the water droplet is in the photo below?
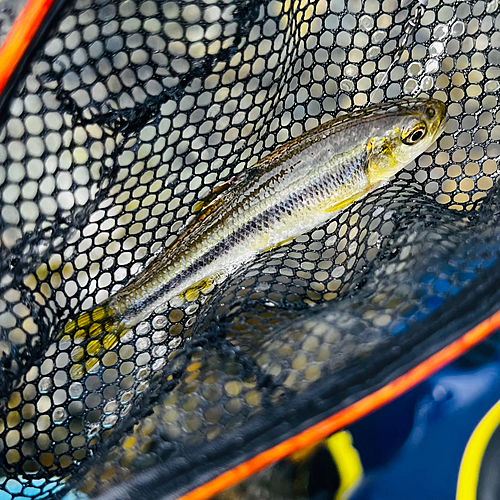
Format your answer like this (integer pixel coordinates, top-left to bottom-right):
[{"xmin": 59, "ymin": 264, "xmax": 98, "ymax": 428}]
[
  {"xmin": 404, "ymin": 79, "xmax": 418, "ymax": 94},
  {"xmin": 87, "ymin": 423, "xmax": 101, "ymax": 437},
  {"xmin": 69, "ymin": 382, "xmax": 83, "ymax": 399},
  {"xmin": 137, "ymin": 367, "xmax": 151, "ymax": 380},
  {"xmin": 372, "ymin": 30, "xmax": 386, "ymax": 44},
  {"xmin": 359, "ymin": 15, "xmax": 374, "ymax": 32},
  {"xmin": 168, "ymin": 336, "xmax": 182, "ymax": 349},
  {"xmin": 153, "ymin": 358, "xmax": 166, "ymax": 371},
  {"xmin": 53, "ymin": 408, "xmax": 67, "ymax": 424},
  {"xmin": 152, "ymin": 345, "xmax": 167, "ymax": 357},
  {"xmin": 408, "ymin": 62, "xmax": 423, "ymax": 77},
  {"xmin": 487, "ymin": 0, "xmax": 499, "ymax": 13},
  {"xmin": 121, "ymin": 331, "xmax": 134, "ymax": 343},
  {"xmin": 121, "ymin": 405, "xmax": 132, "ymax": 416},
  {"xmin": 429, "ymin": 41, "xmax": 444, "ymax": 57},
  {"xmin": 38, "ymin": 377, "xmax": 52, "ymax": 394},
  {"xmin": 135, "ymin": 322, "xmax": 150, "ymax": 336},
  {"xmin": 425, "ymin": 59, "xmax": 440, "ymax": 74},
  {"xmin": 374, "ymin": 73, "xmax": 387, "ymax": 86},
  {"xmin": 120, "ymin": 390, "xmax": 134, "ymax": 404},
  {"xmin": 344, "ymin": 64, "xmax": 358, "ymax": 78},
  {"xmin": 185, "ymin": 303, "xmax": 199, "ymax": 315},
  {"xmin": 137, "ymin": 381, "xmax": 149, "ymax": 393},
  {"xmin": 485, "ymin": 80, "xmax": 500, "ymax": 92},
  {"xmin": 433, "ymin": 24, "xmax": 449, "ymax": 40},
  {"xmin": 152, "ymin": 315, "xmax": 168, "ymax": 329},
  {"xmin": 366, "ymin": 46, "xmax": 380, "ymax": 60},
  {"xmin": 152, "ymin": 330, "xmax": 167, "ymax": 344},
  {"xmin": 451, "ymin": 21, "xmax": 465, "ymax": 37},
  {"xmin": 136, "ymin": 337, "xmax": 150, "ymax": 351},
  {"xmin": 420, "ymin": 75, "xmax": 434, "ymax": 91},
  {"xmin": 103, "ymin": 414, "xmax": 118, "ymax": 428},
  {"xmin": 340, "ymin": 79, "xmax": 354, "ymax": 92},
  {"xmin": 104, "ymin": 400, "xmax": 118, "ymax": 414}
]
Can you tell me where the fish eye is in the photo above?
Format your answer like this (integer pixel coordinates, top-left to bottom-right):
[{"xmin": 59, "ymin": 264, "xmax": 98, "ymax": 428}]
[
  {"xmin": 426, "ymin": 107, "xmax": 436, "ymax": 119},
  {"xmin": 402, "ymin": 123, "xmax": 427, "ymax": 145}
]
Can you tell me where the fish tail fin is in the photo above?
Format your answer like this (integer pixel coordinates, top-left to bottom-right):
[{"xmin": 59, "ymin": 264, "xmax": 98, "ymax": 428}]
[{"xmin": 57, "ymin": 302, "xmax": 128, "ymax": 380}]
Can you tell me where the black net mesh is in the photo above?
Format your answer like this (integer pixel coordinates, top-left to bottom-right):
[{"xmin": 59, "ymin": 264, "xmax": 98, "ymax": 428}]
[{"xmin": 0, "ymin": 0, "xmax": 500, "ymax": 498}]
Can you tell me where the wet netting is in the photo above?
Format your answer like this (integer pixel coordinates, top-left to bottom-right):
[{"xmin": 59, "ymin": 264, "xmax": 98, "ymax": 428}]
[{"xmin": 0, "ymin": 0, "xmax": 500, "ymax": 499}]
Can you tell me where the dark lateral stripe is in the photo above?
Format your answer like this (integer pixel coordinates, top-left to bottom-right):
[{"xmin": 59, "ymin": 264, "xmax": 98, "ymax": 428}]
[{"xmin": 125, "ymin": 158, "xmax": 366, "ymax": 319}]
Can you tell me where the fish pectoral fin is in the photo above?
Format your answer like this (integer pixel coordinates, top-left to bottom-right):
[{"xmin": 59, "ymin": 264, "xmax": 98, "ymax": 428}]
[
  {"xmin": 59, "ymin": 303, "xmax": 127, "ymax": 380},
  {"xmin": 264, "ymin": 236, "xmax": 295, "ymax": 252},
  {"xmin": 322, "ymin": 190, "xmax": 368, "ymax": 213},
  {"xmin": 179, "ymin": 275, "xmax": 220, "ymax": 303}
]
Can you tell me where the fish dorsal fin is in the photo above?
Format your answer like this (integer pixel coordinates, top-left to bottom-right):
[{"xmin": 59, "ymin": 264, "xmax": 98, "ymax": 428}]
[
  {"xmin": 192, "ymin": 167, "xmax": 261, "ymax": 214},
  {"xmin": 192, "ymin": 177, "xmax": 237, "ymax": 214}
]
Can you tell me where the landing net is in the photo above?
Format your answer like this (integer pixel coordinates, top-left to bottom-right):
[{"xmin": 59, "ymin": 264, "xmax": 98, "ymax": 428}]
[{"xmin": 0, "ymin": 0, "xmax": 499, "ymax": 499}]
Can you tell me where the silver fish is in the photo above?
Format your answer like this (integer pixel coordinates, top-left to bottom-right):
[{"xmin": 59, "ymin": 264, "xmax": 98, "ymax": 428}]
[{"xmin": 61, "ymin": 98, "xmax": 447, "ymax": 379}]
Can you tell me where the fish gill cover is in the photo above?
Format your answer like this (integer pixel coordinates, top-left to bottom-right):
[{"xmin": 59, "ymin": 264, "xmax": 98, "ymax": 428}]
[{"xmin": 0, "ymin": 0, "xmax": 499, "ymax": 499}]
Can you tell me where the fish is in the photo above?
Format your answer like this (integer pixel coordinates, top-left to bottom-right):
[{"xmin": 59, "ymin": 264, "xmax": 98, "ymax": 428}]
[{"xmin": 60, "ymin": 98, "xmax": 447, "ymax": 379}]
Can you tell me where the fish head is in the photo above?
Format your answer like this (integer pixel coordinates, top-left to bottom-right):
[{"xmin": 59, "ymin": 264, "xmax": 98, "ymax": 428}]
[{"xmin": 365, "ymin": 98, "xmax": 447, "ymax": 185}]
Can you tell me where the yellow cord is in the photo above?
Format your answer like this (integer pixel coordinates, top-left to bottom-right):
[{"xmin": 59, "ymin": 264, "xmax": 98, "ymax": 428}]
[
  {"xmin": 325, "ymin": 431, "xmax": 364, "ymax": 500},
  {"xmin": 456, "ymin": 398, "xmax": 500, "ymax": 500}
]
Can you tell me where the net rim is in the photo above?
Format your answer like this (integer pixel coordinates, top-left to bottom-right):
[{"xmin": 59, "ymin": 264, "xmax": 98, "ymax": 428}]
[
  {"xmin": 94, "ymin": 256, "xmax": 500, "ymax": 500},
  {"xmin": 0, "ymin": 0, "xmax": 64, "ymax": 121},
  {"xmin": 0, "ymin": 1, "xmax": 499, "ymax": 499}
]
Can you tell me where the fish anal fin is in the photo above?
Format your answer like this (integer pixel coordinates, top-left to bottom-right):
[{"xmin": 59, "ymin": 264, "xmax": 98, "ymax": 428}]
[
  {"xmin": 179, "ymin": 275, "xmax": 219, "ymax": 303},
  {"xmin": 60, "ymin": 303, "xmax": 127, "ymax": 380}
]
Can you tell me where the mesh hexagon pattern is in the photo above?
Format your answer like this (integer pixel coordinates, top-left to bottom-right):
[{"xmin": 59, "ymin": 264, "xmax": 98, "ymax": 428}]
[{"xmin": 0, "ymin": 0, "xmax": 500, "ymax": 499}]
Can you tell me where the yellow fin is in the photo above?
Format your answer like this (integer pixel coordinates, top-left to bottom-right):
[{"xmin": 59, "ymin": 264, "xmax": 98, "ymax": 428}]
[
  {"xmin": 179, "ymin": 276, "xmax": 218, "ymax": 303},
  {"xmin": 264, "ymin": 236, "xmax": 295, "ymax": 252},
  {"xmin": 59, "ymin": 303, "xmax": 128, "ymax": 380},
  {"xmin": 322, "ymin": 191, "xmax": 367, "ymax": 213}
]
